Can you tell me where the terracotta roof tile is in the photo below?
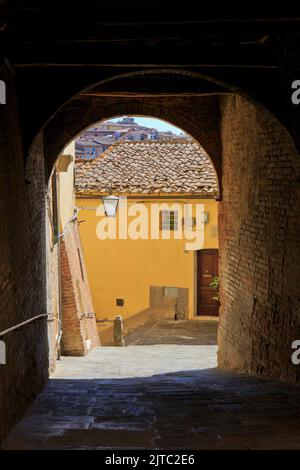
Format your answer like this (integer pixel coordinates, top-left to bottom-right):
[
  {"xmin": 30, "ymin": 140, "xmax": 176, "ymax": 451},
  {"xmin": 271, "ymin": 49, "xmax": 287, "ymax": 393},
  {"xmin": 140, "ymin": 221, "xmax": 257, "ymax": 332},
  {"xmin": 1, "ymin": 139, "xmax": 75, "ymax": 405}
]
[{"xmin": 75, "ymin": 140, "xmax": 219, "ymax": 196}]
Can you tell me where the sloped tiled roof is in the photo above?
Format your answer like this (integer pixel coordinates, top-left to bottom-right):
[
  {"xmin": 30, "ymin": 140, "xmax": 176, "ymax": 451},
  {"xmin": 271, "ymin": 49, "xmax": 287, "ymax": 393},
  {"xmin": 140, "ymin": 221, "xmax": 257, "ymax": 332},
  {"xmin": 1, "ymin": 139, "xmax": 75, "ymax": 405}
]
[{"xmin": 75, "ymin": 140, "xmax": 219, "ymax": 196}]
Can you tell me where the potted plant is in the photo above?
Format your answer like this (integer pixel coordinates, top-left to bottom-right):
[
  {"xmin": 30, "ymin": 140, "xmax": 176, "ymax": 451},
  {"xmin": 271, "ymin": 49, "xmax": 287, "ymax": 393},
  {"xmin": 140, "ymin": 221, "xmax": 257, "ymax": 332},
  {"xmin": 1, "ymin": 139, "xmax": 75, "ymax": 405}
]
[{"xmin": 209, "ymin": 275, "xmax": 220, "ymax": 302}]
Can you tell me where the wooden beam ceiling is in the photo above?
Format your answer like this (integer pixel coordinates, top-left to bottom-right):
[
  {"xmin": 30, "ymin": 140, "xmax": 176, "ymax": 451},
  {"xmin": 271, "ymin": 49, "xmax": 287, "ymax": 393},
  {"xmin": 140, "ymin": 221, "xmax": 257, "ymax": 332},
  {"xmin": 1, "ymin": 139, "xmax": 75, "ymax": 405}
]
[{"xmin": 6, "ymin": 1, "xmax": 298, "ymax": 69}]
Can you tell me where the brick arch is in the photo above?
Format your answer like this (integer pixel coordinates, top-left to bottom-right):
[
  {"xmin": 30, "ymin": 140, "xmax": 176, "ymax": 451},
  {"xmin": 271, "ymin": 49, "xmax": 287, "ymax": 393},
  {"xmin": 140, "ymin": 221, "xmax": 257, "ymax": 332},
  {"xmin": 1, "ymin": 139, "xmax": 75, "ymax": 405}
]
[
  {"xmin": 27, "ymin": 68, "xmax": 226, "ymax": 183},
  {"xmin": 31, "ymin": 66, "xmax": 299, "ymax": 191},
  {"xmin": 43, "ymin": 95, "xmax": 222, "ymax": 186},
  {"xmin": 30, "ymin": 66, "xmax": 299, "ymax": 164},
  {"xmin": 24, "ymin": 67, "xmax": 300, "ymax": 386}
]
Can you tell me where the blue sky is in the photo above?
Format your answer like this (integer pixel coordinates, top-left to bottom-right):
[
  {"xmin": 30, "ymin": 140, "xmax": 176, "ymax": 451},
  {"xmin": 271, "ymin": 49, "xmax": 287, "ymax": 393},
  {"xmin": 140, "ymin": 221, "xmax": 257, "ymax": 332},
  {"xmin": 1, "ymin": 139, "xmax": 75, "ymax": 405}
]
[{"xmin": 111, "ymin": 116, "xmax": 185, "ymax": 135}]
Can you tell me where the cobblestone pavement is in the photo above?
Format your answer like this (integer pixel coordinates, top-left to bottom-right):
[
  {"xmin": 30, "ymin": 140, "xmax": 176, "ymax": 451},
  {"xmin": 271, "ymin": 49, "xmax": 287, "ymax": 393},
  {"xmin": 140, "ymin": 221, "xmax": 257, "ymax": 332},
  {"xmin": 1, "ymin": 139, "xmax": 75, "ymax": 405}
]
[{"xmin": 4, "ymin": 321, "xmax": 300, "ymax": 450}]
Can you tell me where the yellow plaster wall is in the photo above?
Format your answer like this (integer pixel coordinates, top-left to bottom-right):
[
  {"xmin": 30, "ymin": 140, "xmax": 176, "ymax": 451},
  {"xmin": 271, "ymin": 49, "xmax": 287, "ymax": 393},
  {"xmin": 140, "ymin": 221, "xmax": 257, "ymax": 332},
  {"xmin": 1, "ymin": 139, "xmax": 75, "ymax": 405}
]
[
  {"xmin": 76, "ymin": 196, "xmax": 218, "ymax": 335},
  {"xmin": 57, "ymin": 141, "xmax": 75, "ymax": 231}
]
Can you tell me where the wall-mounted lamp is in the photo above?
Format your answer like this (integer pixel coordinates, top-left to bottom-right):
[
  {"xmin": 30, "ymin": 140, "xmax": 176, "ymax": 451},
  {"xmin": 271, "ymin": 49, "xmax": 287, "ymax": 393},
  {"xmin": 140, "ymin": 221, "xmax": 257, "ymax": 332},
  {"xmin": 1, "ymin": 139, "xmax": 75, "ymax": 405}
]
[{"xmin": 102, "ymin": 184, "xmax": 119, "ymax": 217}]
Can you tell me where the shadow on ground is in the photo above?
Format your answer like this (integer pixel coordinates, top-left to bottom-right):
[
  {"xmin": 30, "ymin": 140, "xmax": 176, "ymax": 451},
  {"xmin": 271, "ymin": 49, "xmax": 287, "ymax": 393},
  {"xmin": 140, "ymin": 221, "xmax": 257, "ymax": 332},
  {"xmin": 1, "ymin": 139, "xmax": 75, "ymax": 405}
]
[{"xmin": 4, "ymin": 366, "xmax": 300, "ymax": 450}]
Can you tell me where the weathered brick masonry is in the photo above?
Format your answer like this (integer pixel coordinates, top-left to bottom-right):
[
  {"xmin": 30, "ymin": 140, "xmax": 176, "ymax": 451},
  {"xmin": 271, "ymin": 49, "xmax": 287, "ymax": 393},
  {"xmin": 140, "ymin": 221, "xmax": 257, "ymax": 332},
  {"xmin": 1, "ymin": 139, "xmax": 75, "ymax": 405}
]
[
  {"xmin": 44, "ymin": 94, "xmax": 222, "ymax": 184},
  {"xmin": 218, "ymin": 95, "xmax": 300, "ymax": 383},
  {"xmin": 60, "ymin": 221, "xmax": 99, "ymax": 355},
  {"xmin": 0, "ymin": 67, "xmax": 99, "ymax": 443},
  {"xmin": 0, "ymin": 69, "xmax": 49, "ymax": 443},
  {"xmin": 43, "ymin": 89, "xmax": 300, "ymax": 383},
  {"xmin": 1, "ymin": 71, "xmax": 300, "ymax": 444}
]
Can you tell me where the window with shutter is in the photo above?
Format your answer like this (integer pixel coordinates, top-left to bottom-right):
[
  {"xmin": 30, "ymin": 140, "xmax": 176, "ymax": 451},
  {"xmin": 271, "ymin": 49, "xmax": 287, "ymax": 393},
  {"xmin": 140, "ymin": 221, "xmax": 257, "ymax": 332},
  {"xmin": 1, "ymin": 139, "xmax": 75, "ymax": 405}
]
[{"xmin": 160, "ymin": 210, "xmax": 179, "ymax": 231}]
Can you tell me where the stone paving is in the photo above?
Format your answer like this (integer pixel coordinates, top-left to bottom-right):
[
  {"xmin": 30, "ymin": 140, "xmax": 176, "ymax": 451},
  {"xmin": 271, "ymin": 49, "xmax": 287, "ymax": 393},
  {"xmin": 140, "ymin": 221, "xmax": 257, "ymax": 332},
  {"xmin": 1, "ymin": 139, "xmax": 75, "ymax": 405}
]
[
  {"xmin": 124, "ymin": 318, "xmax": 218, "ymax": 346},
  {"xmin": 4, "ymin": 320, "xmax": 300, "ymax": 449}
]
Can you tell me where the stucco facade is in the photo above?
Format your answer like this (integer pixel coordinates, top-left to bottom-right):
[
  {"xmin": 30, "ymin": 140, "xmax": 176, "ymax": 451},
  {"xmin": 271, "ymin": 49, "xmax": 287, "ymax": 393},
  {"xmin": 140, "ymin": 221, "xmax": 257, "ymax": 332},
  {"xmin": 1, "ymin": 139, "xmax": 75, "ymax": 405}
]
[{"xmin": 76, "ymin": 195, "xmax": 218, "ymax": 341}]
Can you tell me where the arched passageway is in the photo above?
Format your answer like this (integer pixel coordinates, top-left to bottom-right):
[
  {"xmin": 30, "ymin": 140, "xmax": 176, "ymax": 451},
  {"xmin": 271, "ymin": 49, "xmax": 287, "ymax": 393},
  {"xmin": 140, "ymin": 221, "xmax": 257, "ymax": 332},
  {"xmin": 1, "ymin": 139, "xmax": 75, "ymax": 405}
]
[
  {"xmin": 39, "ymin": 71, "xmax": 300, "ymax": 385},
  {"xmin": 1, "ymin": 63, "xmax": 300, "ymax": 447}
]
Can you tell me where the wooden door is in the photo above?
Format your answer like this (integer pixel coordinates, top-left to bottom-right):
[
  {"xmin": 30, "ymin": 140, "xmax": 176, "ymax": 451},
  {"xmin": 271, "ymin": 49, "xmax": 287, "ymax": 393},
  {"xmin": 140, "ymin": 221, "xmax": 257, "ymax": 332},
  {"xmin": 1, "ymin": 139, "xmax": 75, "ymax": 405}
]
[{"xmin": 197, "ymin": 249, "xmax": 219, "ymax": 316}]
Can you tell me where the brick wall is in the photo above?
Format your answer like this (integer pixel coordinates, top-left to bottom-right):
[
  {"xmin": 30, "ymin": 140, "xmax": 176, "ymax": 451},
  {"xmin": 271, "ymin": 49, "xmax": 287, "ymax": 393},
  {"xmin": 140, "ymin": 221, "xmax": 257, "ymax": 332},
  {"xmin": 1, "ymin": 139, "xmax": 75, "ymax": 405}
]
[
  {"xmin": 0, "ymin": 65, "xmax": 98, "ymax": 443},
  {"xmin": 1, "ymin": 65, "xmax": 300, "ymax": 445},
  {"xmin": 0, "ymin": 67, "xmax": 50, "ymax": 443},
  {"xmin": 218, "ymin": 95, "xmax": 300, "ymax": 383},
  {"xmin": 60, "ymin": 221, "xmax": 99, "ymax": 355}
]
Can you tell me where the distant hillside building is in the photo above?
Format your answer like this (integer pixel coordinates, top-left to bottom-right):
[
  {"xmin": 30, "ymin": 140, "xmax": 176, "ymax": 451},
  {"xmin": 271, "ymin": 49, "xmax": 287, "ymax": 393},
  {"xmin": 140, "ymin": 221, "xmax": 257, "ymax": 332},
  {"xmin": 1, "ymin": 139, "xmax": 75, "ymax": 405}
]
[
  {"xmin": 75, "ymin": 117, "xmax": 191, "ymax": 160},
  {"xmin": 75, "ymin": 137, "xmax": 115, "ymax": 160},
  {"xmin": 118, "ymin": 116, "xmax": 135, "ymax": 125}
]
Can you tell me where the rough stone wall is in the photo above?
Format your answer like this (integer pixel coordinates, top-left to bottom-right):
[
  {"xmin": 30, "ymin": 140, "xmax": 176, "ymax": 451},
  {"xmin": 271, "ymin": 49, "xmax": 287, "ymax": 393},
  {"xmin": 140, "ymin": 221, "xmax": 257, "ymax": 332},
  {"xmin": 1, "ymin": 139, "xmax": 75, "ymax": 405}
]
[
  {"xmin": 60, "ymin": 221, "xmax": 99, "ymax": 355},
  {"xmin": 218, "ymin": 95, "xmax": 300, "ymax": 383},
  {"xmin": 0, "ymin": 68, "xmax": 49, "ymax": 443}
]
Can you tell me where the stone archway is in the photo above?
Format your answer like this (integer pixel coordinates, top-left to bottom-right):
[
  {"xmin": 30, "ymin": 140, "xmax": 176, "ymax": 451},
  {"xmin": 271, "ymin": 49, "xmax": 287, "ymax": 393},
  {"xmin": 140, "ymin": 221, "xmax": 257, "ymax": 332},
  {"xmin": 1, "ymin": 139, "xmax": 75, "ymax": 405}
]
[
  {"xmin": 2, "ymin": 6, "xmax": 300, "ymax": 448},
  {"xmin": 44, "ymin": 92, "xmax": 223, "ymax": 187},
  {"xmin": 26, "ymin": 68, "xmax": 300, "ymax": 384}
]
